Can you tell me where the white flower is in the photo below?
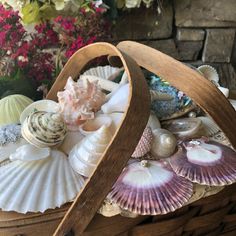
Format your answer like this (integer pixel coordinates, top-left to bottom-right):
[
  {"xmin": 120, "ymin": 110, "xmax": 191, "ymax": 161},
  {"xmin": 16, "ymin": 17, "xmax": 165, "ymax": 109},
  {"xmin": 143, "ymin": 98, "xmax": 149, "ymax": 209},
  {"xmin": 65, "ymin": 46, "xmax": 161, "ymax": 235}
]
[{"xmin": 17, "ymin": 56, "xmax": 28, "ymax": 62}]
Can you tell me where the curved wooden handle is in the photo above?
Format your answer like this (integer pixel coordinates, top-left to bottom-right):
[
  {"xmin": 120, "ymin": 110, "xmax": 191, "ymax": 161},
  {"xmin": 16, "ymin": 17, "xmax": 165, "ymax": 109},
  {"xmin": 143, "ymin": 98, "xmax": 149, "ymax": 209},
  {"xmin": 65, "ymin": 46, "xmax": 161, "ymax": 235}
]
[
  {"xmin": 117, "ymin": 41, "xmax": 236, "ymax": 149},
  {"xmin": 47, "ymin": 43, "xmax": 150, "ymax": 235}
]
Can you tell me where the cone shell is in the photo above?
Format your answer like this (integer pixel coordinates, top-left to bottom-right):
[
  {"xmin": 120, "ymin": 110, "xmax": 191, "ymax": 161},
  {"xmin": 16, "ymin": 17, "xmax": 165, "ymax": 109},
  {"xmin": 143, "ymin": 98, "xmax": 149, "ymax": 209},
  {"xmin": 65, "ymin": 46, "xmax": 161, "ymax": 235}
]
[
  {"xmin": 22, "ymin": 111, "xmax": 67, "ymax": 148},
  {"xmin": 108, "ymin": 160, "xmax": 193, "ymax": 215},
  {"xmin": 0, "ymin": 150, "xmax": 84, "ymax": 213},
  {"xmin": 132, "ymin": 127, "xmax": 153, "ymax": 158},
  {"xmin": 0, "ymin": 95, "xmax": 33, "ymax": 126},
  {"xmin": 169, "ymin": 138, "xmax": 236, "ymax": 186},
  {"xmin": 20, "ymin": 99, "xmax": 59, "ymax": 124},
  {"xmin": 69, "ymin": 125, "xmax": 112, "ymax": 177}
]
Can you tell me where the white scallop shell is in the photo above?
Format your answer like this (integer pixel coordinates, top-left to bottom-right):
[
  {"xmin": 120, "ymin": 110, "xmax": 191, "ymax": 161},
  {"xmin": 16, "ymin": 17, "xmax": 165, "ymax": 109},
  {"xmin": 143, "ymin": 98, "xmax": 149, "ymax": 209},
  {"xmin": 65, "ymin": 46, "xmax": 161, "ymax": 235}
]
[
  {"xmin": 9, "ymin": 144, "xmax": 50, "ymax": 162},
  {"xmin": 20, "ymin": 99, "xmax": 59, "ymax": 124},
  {"xmin": 0, "ymin": 138, "xmax": 27, "ymax": 162},
  {"xmin": 229, "ymin": 99, "xmax": 236, "ymax": 110},
  {"xmin": 0, "ymin": 95, "xmax": 33, "ymax": 126},
  {"xmin": 69, "ymin": 125, "xmax": 112, "ymax": 177},
  {"xmin": 0, "ymin": 150, "xmax": 84, "ymax": 213},
  {"xmin": 197, "ymin": 65, "xmax": 219, "ymax": 85},
  {"xmin": 82, "ymin": 65, "xmax": 121, "ymax": 81},
  {"xmin": 197, "ymin": 116, "xmax": 220, "ymax": 136}
]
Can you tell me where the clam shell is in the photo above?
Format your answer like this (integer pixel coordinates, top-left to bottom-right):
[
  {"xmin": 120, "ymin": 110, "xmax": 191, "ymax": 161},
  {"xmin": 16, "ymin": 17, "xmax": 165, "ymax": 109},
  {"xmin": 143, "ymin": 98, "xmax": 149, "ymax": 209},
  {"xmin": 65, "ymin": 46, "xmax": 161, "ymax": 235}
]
[
  {"xmin": 22, "ymin": 111, "xmax": 67, "ymax": 148},
  {"xmin": 0, "ymin": 95, "xmax": 33, "ymax": 126},
  {"xmin": 151, "ymin": 128, "xmax": 177, "ymax": 158},
  {"xmin": 79, "ymin": 115, "xmax": 113, "ymax": 136},
  {"xmin": 69, "ymin": 125, "xmax": 112, "ymax": 177},
  {"xmin": 162, "ymin": 118, "xmax": 202, "ymax": 138},
  {"xmin": 132, "ymin": 127, "xmax": 153, "ymax": 158},
  {"xmin": 98, "ymin": 198, "xmax": 121, "ymax": 217},
  {"xmin": 20, "ymin": 99, "xmax": 59, "ymax": 124},
  {"xmin": 169, "ymin": 138, "xmax": 236, "ymax": 186},
  {"xmin": 9, "ymin": 144, "xmax": 50, "ymax": 162},
  {"xmin": 108, "ymin": 160, "xmax": 193, "ymax": 215},
  {"xmin": 197, "ymin": 65, "xmax": 219, "ymax": 85},
  {"xmin": 82, "ymin": 65, "xmax": 121, "ymax": 81},
  {"xmin": 197, "ymin": 116, "xmax": 220, "ymax": 136},
  {"xmin": 0, "ymin": 150, "xmax": 84, "ymax": 213}
]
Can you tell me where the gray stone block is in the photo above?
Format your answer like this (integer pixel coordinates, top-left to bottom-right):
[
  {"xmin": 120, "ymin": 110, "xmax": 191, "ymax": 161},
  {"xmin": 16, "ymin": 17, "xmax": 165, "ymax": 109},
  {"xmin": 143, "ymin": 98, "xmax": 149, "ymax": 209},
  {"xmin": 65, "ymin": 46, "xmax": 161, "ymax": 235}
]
[
  {"xmin": 175, "ymin": 0, "xmax": 236, "ymax": 27},
  {"xmin": 112, "ymin": 0, "xmax": 173, "ymax": 40},
  {"xmin": 176, "ymin": 28, "xmax": 205, "ymax": 41},
  {"xmin": 202, "ymin": 29, "xmax": 235, "ymax": 62},
  {"xmin": 177, "ymin": 41, "xmax": 204, "ymax": 61}
]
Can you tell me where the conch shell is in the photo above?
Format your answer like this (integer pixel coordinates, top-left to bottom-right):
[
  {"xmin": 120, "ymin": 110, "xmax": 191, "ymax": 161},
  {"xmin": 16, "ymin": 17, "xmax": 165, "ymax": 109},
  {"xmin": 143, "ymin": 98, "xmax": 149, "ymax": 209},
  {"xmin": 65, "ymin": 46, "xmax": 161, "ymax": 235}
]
[
  {"xmin": 22, "ymin": 111, "xmax": 67, "ymax": 148},
  {"xmin": 57, "ymin": 77, "xmax": 106, "ymax": 131}
]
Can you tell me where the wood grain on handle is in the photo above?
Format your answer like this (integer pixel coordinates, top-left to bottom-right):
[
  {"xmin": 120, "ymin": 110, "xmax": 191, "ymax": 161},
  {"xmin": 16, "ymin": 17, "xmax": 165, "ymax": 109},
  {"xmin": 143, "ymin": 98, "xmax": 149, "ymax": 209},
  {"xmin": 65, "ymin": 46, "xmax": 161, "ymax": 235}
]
[
  {"xmin": 47, "ymin": 43, "xmax": 150, "ymax": 235},
  {"xmin": 117, "ymin": 41, "xmax": 236, "ymax": 149}
]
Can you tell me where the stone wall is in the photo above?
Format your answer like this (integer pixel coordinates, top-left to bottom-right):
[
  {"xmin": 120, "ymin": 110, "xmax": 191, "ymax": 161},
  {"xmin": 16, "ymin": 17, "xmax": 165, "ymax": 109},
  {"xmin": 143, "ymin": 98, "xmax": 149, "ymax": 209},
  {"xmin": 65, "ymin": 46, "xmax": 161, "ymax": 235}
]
[{"xmin": 111, "ymin": 0, "xmax": 236, "ymax": 95}]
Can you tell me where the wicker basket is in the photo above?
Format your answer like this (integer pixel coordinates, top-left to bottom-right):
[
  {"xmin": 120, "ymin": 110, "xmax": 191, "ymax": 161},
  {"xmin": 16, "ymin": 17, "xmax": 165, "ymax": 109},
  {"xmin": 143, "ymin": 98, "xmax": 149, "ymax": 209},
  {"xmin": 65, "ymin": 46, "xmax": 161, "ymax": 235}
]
[{"xmin": 0, "ymin": 42, "xmax": 236, "ymax": 236}]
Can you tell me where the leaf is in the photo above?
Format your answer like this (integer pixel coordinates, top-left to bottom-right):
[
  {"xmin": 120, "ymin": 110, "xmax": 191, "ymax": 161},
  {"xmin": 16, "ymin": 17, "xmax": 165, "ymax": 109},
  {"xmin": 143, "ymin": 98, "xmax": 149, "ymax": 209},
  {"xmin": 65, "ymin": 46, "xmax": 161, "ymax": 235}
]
[
  {"xmin": 39, "ymin": 3, "xmax": 58, "ymax": 20},
  {"xmin": 22, "ymin": 2, "xmax": 40, "ymax": 24},
  {"xmin": 52, "ymin": 0, "xmax": 65, "ymax": 11}
]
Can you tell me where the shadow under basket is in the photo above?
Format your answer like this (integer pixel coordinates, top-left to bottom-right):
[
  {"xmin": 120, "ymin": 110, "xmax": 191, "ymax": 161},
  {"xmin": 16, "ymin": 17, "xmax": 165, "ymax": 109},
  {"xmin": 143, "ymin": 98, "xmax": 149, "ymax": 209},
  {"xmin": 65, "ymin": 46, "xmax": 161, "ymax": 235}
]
[{"xmin": 1, "ymin": 41, "xmax": 236, "ymax": 236}]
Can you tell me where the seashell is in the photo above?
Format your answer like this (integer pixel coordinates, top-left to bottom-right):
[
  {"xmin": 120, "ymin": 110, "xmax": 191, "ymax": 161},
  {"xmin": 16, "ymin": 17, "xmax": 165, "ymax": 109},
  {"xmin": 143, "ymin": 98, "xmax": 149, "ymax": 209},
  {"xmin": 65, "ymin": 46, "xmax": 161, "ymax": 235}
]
[
  {"xmin": 147, "ymin": 112, "xmax": 161, "ymax": 130},
  {"xmin": 132, "ymin": 127, "xmax": 153, "ymax": 158},
  {"xmin": 82, "ymin": 65, "xmax": 121, "ymax": 81},
  {"xmin": 20, "ymin": 99, "xmax": 59, "ymax": 124},
  {"xmin": 151, "ymin": 128, "xmax": 177, "ymax": 158},
  {"xmin": 9, "ymin": 144, "xmax": 50, "ymax": 162},
  {"xmin": 0, "ymin": 94, "xmax": 33, "ymax": 126},
  {"xmin": 0, "ymin": 150, "xmax": 85, "ymax": 213},
  {"xmin": 218, "ymin": 86, "xmax": 229, "ymax": 98},
  {"xmin": 79, "ymin": 115, "xmax": 113, "ymax": 136},
  {"xmin": 98, "ymin": 198, "xmax": 121, "ymax": 217},
  {"xmin": 197, "ymin": 116, "xmax": 220, "ymax": 136},
  {"xmin": 22, "ymin": 111, "xmax": 67, "ymax": 148},
  {"xmin": 102, "ymin": 84, "xmax": 129, "ymax": 114},
  {"xmin": 150, "ymin": 90, "xmax": 173, "ymax": 101},
  {"xmin": 58, "ymin": 77, "xmax": 106, "ymax": 131},
  {"xmin": 197, "ymin": 65, "xmax": 219, "ymax": 85},
  {"xmin": 107, "ymin": 112, "xmax": 124, "ymax": 133},
  {"xmin": 169, "ymin": 138, "xmax": 236, "ymax": 186},
  {"xmin": 162, "ymin": 118, "xmax": 202, "ymax": 138},
  {"xmin": 59, "ymin": 131, "xmax": 84, "ymax": 155},
  {"xmin": 229, "ymin": 99, "xmax": 236, "ymax": 110},
  {"xmin": 69, "ymin": 125, "xmax": 112, "ymax": 177},
  {"xmin": 148, "ymin": 75, "xmax": 194, "ymax": 120},
  {"xmin": 108, "ymin": 160, "xmax": 193, "ymax": 215}
]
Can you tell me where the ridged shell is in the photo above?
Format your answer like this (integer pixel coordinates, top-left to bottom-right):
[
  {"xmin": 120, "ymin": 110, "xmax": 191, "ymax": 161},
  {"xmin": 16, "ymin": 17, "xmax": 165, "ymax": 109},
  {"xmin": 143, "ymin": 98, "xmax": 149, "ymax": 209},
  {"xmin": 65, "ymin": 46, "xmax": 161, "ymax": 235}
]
[
  {"xmin": 0, "ymin": 150, "xmax": 84, "ymax": 213},
  {"xmin": 22, "ymin": 111, "xmax": 67, "ymax": 148},
  {"xmin": 197, "ymin": 116, "xmax": 220, "ymax": 136},
  {"xmin": 82, "ymin": 65, "xmax": 121, "ymax": 81},
  {"xmin": 9, "ymin": 144, "xmax": 50, "ymax": 162},
  {"xmin": 69, "ymin": 125, "xmax": 112, "ymax": 177},
  {"xmin": 169, "ymin": 138, "xmax": 236, "ymax": 186},
  {"xmin": 108, "ymin": 160, "xmax": 193, "ymax": 215},
  {"xmin": 132, "ymin": 127, "xmax": 153, "ymax": 158},
  {"xmin": 20, "ymin": 99, "xmax": 59, "ymax": 124},
  {"xmin": 197, "ymin": 65, "xmax": 219, "ymax": 85},
  {"xmin": 0, "ymin": 95, "xmax": 33, "ymax": 126}
]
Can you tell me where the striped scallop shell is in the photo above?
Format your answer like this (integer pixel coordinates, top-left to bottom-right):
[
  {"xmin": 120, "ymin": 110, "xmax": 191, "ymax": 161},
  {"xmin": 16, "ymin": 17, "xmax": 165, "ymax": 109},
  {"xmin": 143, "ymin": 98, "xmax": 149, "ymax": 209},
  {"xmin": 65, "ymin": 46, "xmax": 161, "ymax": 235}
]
[
  {"xmin": 169, "ymin": 138, "xmax": 236, "ymax": 186},
  {"xmin": 0, "ymin": 150, "xmax": 84, "ymax": 213},
  {"xmin": 22, "ymin": 111, "xmax": 67, "ymax": 148},
  {"xmin": 197, "ymin": 116, "xmax": 220, "ymax": 136},
  {"xmin": 108, "ymin": 160, "xmax": 193, "ymax": 215}
]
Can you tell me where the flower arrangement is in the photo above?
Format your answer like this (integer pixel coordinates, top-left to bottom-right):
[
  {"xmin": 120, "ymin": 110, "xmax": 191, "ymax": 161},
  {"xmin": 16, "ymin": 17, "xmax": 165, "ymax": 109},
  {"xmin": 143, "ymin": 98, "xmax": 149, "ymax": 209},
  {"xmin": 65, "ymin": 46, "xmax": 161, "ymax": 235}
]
[{"xmin": 0, "ymin": 3, "xmax": 110, "ymax": 99}]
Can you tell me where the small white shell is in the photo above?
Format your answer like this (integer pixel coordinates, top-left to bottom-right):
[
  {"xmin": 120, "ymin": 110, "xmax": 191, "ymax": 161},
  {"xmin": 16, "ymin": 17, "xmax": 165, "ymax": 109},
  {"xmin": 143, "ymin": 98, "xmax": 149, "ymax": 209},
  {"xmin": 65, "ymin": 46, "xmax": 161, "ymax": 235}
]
[
  {"xmin": 0, "ymin": 150, "xmax": 85, "ymax": 213},
  {"xmin": 151, "ymin": 128, "xmax": 177, "ymax": 158},
  {"xmin": 69, "ymin": 125, "xmax": 112, "ymax": 177},
  {"xmin": 107, "ymin": 113, "xmax": 124, "ymax": 134},
  {"xmin": 197, "ymin": 65, "xmax": 219, "ymax": 85},
  {"xmin": 79, "ymin": 115, "xmax": 113, "ymax": 136},
  {"xmin": 20, "ymin": 99, "xmax": 59, "ymax": 124},
  {"xmin": 9, "ymin": 144, "xmax": 50, "ymax": 162},
  {"xmin": 229, "ymin": 99, "xmax": 236, "ymax": 110},
  {"xmin": 218, "ymin": 86, "xmax": 229, "ymax": 98}
]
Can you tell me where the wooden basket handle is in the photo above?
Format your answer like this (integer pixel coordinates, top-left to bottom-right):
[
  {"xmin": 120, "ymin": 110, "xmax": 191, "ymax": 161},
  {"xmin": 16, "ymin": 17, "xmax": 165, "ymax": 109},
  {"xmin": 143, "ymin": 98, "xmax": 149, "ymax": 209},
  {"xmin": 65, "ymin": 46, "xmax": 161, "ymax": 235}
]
[
  {"xmin": 116, "ymin": 41, "xmax": 236, "ymax": 149},
  {"xmin": 46, "ymin": 43, "xmax": 151, "ymax": 235}
]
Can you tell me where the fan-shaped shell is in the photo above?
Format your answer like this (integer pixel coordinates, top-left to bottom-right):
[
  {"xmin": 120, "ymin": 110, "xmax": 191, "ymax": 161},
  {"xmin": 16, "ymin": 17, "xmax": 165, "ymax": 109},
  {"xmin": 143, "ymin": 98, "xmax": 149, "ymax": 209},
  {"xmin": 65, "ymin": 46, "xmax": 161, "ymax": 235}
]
[
  {"xmin": 197, "ymin": 65, "xmax": 219, "ymax": 85},
  {"xmin": 197, "ymin": 116, "xmax": 220, "ymax": 136},
  {"xmin": 20, "ymin": 99, "xmax": 59, "ymax": 124},
  {"xmin": 22, "ymin": 111, "xmax": 67, "ymax": 148},
  {"xmin": 169, "ymin": 138, "xmax": 236, "ymax": 186},
  {"xmin": 69, "ymin": 125, "xmax": 112, "ymax": 177},
  {"xmin": 0, "ymin": 150, "xmax": 85, "ymax": 213},
  {"xmin": 108, "ymin": 160, "xmax": 193, "ymax": 215},
  {"xmin": 0, "ymin": 95, "xmax": 33, "ymax": 126}
]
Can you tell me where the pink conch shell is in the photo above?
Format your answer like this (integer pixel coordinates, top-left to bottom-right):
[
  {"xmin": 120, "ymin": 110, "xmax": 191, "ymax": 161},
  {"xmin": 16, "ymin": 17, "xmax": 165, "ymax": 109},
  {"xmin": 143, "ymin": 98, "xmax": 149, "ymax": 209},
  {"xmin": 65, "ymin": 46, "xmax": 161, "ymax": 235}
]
[
  {"xmin": 169, "ymin": 138, "xmax": 236, "ymax": 186},
  {"xmin": 108, "ymin": 160, "xmax": 193, "ymax": 215},
  {"xmin": 57, "ymin": 77, "xmax": 106, "ymax": 131},
  {"xmin": 132, "ymin": 127, "xmax": 153, "ymax": 158}
]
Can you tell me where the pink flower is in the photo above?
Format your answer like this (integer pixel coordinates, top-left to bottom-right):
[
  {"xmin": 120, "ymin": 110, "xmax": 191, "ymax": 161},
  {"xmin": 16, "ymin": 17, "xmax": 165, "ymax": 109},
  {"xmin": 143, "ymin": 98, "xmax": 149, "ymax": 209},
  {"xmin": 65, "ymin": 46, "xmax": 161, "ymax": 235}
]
[{"xmin": 0, "ymin": 31, "xmax": 6, "ymax": 46}]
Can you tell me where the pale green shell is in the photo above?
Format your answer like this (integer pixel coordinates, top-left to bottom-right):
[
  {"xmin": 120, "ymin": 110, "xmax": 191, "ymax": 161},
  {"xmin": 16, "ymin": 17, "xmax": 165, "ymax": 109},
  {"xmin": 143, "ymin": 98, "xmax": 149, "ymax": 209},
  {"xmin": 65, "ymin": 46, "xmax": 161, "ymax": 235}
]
[{"xmin": 0, "ymin": 94, "xmax": 33, "ymax": 126}]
